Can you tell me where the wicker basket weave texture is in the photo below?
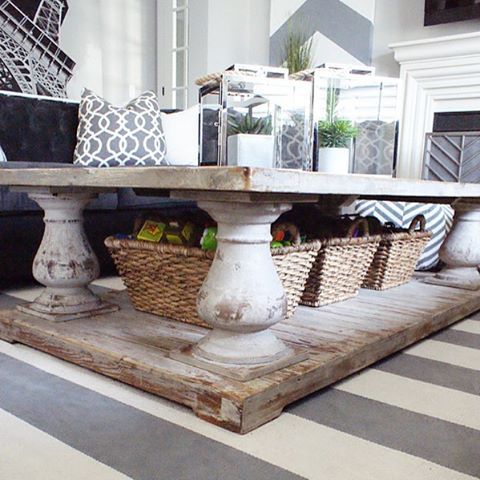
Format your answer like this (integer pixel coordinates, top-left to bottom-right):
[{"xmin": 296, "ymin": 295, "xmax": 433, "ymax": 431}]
[
  {"xmin": 300, "ymin": 218, "xmax": 381, "ymax": 307},
  {"xmin": 301, "ymin": 238, "xmax": 380, "ymax": 307},
  {"xmin": 105, "ymin": 237, "xmax": 320, "ymax": 328},
  {"xmin": 362, "ymin": 215, "xmax": 432, "ymax": 291}
]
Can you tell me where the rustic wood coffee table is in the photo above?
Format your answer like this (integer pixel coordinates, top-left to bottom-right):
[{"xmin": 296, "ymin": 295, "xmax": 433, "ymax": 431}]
[{"xmin": 1, "ymin": 166, "xmax": 479, "ymax": 433}]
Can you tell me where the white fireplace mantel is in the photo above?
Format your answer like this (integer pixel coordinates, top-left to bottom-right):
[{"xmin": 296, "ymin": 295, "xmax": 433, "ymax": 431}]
[{"xmin": 390, "ymin": 32, "xmax": 480, "ymax": 179}]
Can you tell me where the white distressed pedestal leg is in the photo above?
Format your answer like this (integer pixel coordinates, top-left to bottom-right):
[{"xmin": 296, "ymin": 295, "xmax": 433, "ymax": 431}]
[
  {"xmin": 17, "ymin": 191, "xmax": 118, "ymax": 321},
  {"xmin": 171, "ymin": 201, "xmax": 307, "ymax": 381},
  {"xmin": 425, "ymin": 201, "xmax": 480, "ymax": 290}
]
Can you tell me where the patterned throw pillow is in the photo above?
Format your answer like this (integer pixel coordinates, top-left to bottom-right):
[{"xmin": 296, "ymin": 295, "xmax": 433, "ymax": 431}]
[
  {"xmin": 356, "ymin": 200, "xmax": 454, "ymax": 270},
  {"xmin": 74, "ymin": 89, "xmax": 167, "ymax": 167},
  {"xmin": 0, "ymin": 144, "xmax": 7, "ymax": 162}
]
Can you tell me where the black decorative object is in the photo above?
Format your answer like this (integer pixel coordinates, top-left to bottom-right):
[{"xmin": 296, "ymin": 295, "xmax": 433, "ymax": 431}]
[
  {"xmin": 433, "ymin": 111, "xmax": 480, "ymax": 132},
  {"xmin": 424, "ymin": 0, "xmax": 480, "ymax": 26}
]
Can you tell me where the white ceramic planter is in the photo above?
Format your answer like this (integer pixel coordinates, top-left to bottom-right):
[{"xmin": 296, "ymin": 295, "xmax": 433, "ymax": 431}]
[
  {"xmin": 227, "ymin": 134, "xmax": 274, "ymax": 168},
  {"xmin": 317, "ymin": 147, "xmax": 350, "ymax": 174}
]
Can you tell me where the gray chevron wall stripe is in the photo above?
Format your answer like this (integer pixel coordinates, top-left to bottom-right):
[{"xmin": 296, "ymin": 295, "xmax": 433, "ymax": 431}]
[
  {"xmin": 355, "ymin": 200, "xmax": 454, "ymax": 270},
  {"xmin": 269, "ymin": 0, "xmax": 374, "ymax": 67}
]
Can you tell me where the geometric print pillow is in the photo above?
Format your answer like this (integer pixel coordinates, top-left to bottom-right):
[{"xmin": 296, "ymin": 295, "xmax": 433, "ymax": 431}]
[
  {"xmin": 73, "ymin": 89, "xmax": 168, "ymax": 167},
  {"xmin": 0, "ymin": 144, "xmax": 7, "ymax": 162},
  {"xmin": 355, "ymin": 200, "xmax": 454, "ymax": 271}
]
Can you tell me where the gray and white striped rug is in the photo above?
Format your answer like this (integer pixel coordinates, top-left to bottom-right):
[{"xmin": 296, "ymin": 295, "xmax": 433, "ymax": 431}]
[{"xmin": 1, "ymin": 278, "xmax": 479, "ymax": 480}]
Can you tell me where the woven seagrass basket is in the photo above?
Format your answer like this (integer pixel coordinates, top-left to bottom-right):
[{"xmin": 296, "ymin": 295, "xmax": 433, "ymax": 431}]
[
  {"xmin": 362, "ymin": 215, "xmax": 432, "ymax": 291},
  {"xmin": 105, "ymin": 237, "xmax": 320, "ymax": 328},
  {"xmin": 300, "ymin": 218, "xmax": 381, "ymax": 307}
]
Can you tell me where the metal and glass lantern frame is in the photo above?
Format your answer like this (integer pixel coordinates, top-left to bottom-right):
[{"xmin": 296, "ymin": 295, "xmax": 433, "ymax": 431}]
[
  {"xmin": 198, "ymin": 64, "xmax": 314, "ymax": 171},
  {"xmin": 292, "ymin": 66, "xmax": 400, "ymax": 175}
]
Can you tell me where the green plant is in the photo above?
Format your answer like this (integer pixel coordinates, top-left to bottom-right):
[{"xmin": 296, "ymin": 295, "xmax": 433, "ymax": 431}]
[
  {"xmin": 318, "ymin": 85, "xmax": 358, "ymax": 148},
  {"xmin": 282, "ymin": 25, "xmax": 313, "ymax": 74},
  {"xmin": 227, "ymin": 113, "xmax": 272, "ymax": 136},
  {"xmin": 317, "ymin": 119, "xmax": 358, "ymax": 148}
]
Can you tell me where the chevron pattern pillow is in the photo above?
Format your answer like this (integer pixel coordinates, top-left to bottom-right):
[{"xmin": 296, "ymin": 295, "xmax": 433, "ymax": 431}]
[
  {"xmin": 74, "ymin": 89, "xmax": 167, "ymax": 167},
  {"xmin": 356, "ymin": 200, "xmax": 454, "ymax": 270}
]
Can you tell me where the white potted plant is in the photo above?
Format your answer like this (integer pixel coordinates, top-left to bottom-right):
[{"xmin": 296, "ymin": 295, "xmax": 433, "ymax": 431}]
[
  {"xmin": 227, "ymin": 113, "xmax": 274, "ymax": 168},
  {"xmin": 317, "ymin": 118, "xmax": 358, "ymax": 174},
  {"xmin": 316, "ymin": 86, "xmax": 358, "ymax": 174}
]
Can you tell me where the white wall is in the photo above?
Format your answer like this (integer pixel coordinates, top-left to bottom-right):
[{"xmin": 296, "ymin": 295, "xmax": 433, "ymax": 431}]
[
  {"xmin": 206, "ymin": 0, "xmax": 270, "ymax": 71},
  {"xmin": 57, "ymin": 0, "xmax": 480, "ymax": 106},
  {"xmin": 187, "ymin": 0, "xmax": 209, "ymax": 106},
  {"xmin": 60, "ymin": 0, "xmax": 157, "ymax": 104},
  {"xmin": 187, "ymin": 0, "xmax": 270, "ymax": 105},
  {"xmin": 373, "ymin": 0, "xmax": 480, "ymax": 77}
]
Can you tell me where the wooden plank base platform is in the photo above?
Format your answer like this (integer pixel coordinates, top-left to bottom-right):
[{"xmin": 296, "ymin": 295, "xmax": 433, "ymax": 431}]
[{"xmin": 0, "ymin": 280, "xmax": 479, "ymax": 434}]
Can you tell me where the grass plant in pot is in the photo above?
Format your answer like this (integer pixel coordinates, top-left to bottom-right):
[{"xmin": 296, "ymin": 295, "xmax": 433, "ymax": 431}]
[
  {"xmin": 227, "ymin": 113, "xmax": 274, "ymax": 168},
  {"xmin": 283, "ymin": 26, "xmax": 313, "ymax": 74},
  {"xmin": 317, "ymin": 88, "xmax": 358, "ymax": 174}
]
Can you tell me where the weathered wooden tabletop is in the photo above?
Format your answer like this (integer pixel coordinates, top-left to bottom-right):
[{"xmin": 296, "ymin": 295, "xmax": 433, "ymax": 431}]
[{"xmin": 1, "ymin": 166, "xmax": 480, "ymax": 200}]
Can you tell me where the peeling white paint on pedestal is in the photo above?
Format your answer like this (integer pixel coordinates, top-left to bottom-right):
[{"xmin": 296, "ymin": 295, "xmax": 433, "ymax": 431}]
[
  {"xmin": 17, "ymin": 191, "xmax": 118, "ymax": 321},
  {"xmin": 171, "ymin": 200, "xmax": 307, "ymax": 380},
  {"xmin": 427, "ymin": 201, "xmax": 480, "ymax": 290}
]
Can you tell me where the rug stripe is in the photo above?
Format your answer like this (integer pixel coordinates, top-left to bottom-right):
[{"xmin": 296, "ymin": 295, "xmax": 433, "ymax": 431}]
[
  {"xmin": 468, "ymin": 312, "xmax": 480, "ymax": 322},
  {"xmin": 432, "ymin": 329, "xmax": 480, "ymax": 350},
  {"xmin": 0, "ymin": 287, "xmax": 40, "ymax": 302},
  {"xmin": 0, "ymin": 342, "xmax": 474, "ymax": 480},
  {"xmin": 91, "ymin": 277, "xmax": 126, "ymax": 291},
  {"xmin": 2, "ymin": 283, "xmax": 112, "ymax": 303},
  {"xmin": 335, "ymin": 369, "xmax": 480, "ymax": 430},
  {"xmin": 0, "ymin": 408, "xmax": 132, "ymax": 480},
  {"xmin": 288, "ymin": 389, "xmax": 480, "ymax": 478},
  {"xmin": 0, "ymin": 352, "xmax": 302, "ymax": 480},
  {"xmin": 375, "ymin": 353, "xmax": 480, "ymax": 396},
  {"xmin": 406, "ymin": 340, "xmax": 480, "ymax": 371},
  {"xmin": 451, "ymin": 319, "xmax": 480, "ymax": 335},
  {"xmin": 0, "ymin": 293, "xmax": 23, "ymax": 309},
  {"xmin": 266, "ymin": 415, "xmax": 477, "ymax": 480}
]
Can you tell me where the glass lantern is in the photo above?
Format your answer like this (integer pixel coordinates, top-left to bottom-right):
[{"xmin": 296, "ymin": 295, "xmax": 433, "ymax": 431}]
[
  {"xmin": 309, "ymin": 68, "xmax": 399, "ymax": 175},
  {"xmin": 199, "ymin": 65, "xmax": 314, "ymax": 171}
]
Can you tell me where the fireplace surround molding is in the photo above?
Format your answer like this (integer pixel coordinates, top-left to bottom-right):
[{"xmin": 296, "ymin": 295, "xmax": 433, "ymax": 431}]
[{"xmin": 391, "ymin": 32, "xmax": 480, "ymax": 179}]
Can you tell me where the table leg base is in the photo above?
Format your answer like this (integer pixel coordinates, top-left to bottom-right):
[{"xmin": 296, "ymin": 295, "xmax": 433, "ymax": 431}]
[
  {"xmin": 2, "ymin": 284, "xmax": 478, "ymax": 433},
  {"xmin": 170, "ymin": 344, "xmax": 308, "ymax": 382},
  {"xmin": 422, "ymin": 267, "xmax": 480, "ymax": 291},
  {"xmin": 17, "ymin": 301, "xmax": 119, "ymax": 322}
]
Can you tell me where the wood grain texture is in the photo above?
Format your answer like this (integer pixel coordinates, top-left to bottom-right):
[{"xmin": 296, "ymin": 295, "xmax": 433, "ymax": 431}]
[
  {"xmin": 0, "ymin": 281, "xmax": 479, "ymax": 434},
  {"xmin": 2, "ymin": 166, "xmax": 480, "ymax": 200}
]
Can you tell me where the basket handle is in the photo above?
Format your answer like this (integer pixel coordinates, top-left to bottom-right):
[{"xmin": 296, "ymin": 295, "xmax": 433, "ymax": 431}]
[
  {"xmin": 346, "ymin": 218, "xmax": 370, "ymax": 238},
  {"xmin": 408, "ymin": 215, "xmax": 426, "ymax": 233}
]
